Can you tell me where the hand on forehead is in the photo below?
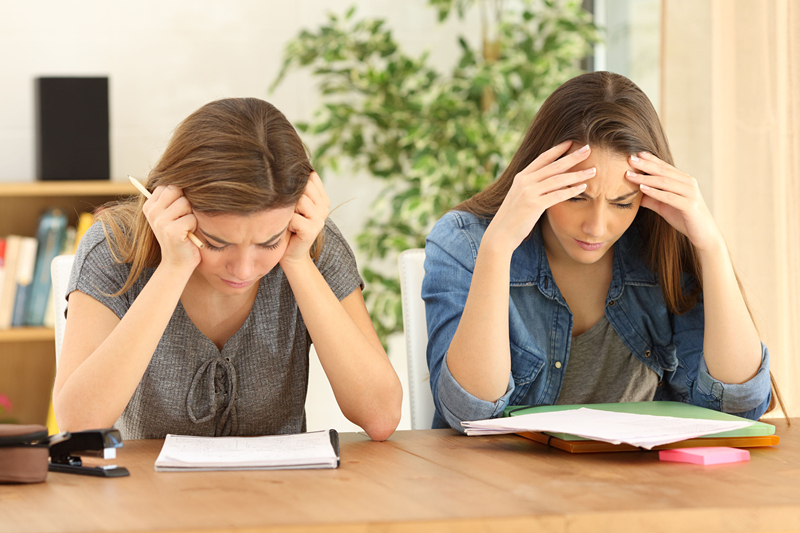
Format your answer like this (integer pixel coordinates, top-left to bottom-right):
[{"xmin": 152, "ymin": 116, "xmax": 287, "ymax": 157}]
[{"xmin": 564, "ymin": 147, "xmax": 640, "ymax": 201}]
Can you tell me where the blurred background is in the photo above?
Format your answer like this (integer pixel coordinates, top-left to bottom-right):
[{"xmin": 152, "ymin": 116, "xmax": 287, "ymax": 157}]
[{"xmin": 0, "ymin": 0, "xmax": 796, "ymax": 431}]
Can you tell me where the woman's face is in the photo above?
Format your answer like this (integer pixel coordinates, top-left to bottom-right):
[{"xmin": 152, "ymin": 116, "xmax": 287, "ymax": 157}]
[
  {"xmin": 192, "ymin": 207, "xmax": 295, "ymax": 295},
  {"xmin": 542, "ymin": 148, "xmax": 642, "ymax": 266}
]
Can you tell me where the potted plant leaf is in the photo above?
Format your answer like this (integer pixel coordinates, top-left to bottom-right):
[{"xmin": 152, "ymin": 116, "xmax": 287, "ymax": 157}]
[{"xmin": 272, "ymin": 0, "xmax": 599, "ymax": 343}]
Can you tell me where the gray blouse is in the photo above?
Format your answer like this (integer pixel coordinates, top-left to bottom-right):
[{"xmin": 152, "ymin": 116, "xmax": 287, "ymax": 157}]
[{"xmin": 67, "ymin": 219, "xmax": 363, "ymax": 440}]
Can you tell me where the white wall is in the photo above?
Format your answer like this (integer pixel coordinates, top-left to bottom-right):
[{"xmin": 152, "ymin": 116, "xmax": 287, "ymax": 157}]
[
  {"xmin": 0, "ymin": 0, "xmax": 480, "ymax": 433},
  {"xmin": 0, "ymin": 0, "xmax": 479, "ymax": 185}
]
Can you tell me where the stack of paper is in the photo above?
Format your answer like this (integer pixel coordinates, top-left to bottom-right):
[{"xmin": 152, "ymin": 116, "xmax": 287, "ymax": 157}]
[
  {"xmin": 462, "ymin": 408, "xmax": 754, "ymax": 449},
  {"xmin": 154, "ymin": 429, "xmax": 340, "ymax": 472}
]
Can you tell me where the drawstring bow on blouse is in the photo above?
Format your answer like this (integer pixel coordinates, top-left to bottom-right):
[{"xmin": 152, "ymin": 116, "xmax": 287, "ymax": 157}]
[{"xmin": 186, "ymin": 356, "xmax": 239, "ymax": 436}]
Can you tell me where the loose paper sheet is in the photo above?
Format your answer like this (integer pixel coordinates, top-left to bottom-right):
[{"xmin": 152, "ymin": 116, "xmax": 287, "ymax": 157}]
[
  {"xmin": 461, "ymin": 408, "xmax": 754, "ymax": 449},
  {"xmin": 154, "ymin": 429, "xmax": 338, "ymax": 471}
]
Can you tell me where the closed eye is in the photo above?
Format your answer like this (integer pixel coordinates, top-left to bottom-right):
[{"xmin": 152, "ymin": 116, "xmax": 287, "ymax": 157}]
[
  {"xmin": 566, "ymin": 197, "xmax": 634, "ymax": 210},
  {"xmin": 259, "ymin": 241, "xmax": 281, "ymax": 250},
  {"xmin": 206, "ymin": 242, "xmax": 227, "ymax": 252},
  {"xmin": 205, "ymin": 240, "xmax": 282, "ymax": 252}
]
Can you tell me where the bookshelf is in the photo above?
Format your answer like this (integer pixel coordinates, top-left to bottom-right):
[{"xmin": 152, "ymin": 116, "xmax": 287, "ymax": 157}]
[{"xmin": 0, "ymin": 180, "xmax": 136, "ymax": 425}]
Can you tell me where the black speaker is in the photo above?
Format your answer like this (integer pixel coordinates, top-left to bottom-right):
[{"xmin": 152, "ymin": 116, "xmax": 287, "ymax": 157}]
[{"xmin": 35, "ymin": 77, "xmax": 110, "ymax": 180}]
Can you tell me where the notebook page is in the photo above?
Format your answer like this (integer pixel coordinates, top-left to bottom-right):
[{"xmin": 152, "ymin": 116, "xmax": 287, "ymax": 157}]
[{"xmin": 155, "ymin": 429, "xmax": 338, "ymax": 470}]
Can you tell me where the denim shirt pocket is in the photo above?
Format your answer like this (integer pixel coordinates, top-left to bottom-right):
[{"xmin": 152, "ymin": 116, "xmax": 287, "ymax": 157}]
[{"xmin": 508, "ymin": 337, "xmax": 545, "ymax": 405}]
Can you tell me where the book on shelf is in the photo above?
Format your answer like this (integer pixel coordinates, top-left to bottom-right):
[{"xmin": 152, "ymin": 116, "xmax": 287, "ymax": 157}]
[
  {"xmin": 62, "ymin": 226, "xmax": 77, "ymax": 257},
  {"xmin": 42, "ymin": 226, "xmax": 76, "ymax": 329},
  {"xmin": 10, "ymin": 237, "xmax": 38, "ymax": 327},
  {"xmin": 0, "ymin": 236, "xmax": 22, "ymax": 329},
  {"xmin": 24, "ymin": 208, "xmax": 68, "ymax": 326},
  {"xmin": 1, "ymin": 208, "xmax": 94, "ymax": 330},
  {"xmin": 73, "ymin": 212, "xmax": 94, "ymax": 253}
]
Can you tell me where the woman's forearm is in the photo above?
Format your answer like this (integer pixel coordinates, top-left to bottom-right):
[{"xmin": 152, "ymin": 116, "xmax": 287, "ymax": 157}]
[
  {"xmin": 282, "ymin": 259, "xmax": 402, "ymax": 441},
  {"xmin": 54, "ymin": 264, "xmax": 193, "ymax": 430},
  {"xmin": 445, "ymin": 235, "xmax": 514, "ymax": 402},
  {"xmin": 699, "ymin": 240, "xmax": 763, "ymax": 384}
]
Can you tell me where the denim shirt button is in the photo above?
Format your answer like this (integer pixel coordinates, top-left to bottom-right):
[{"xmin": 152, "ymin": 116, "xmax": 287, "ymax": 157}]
[
  {"xmin": 644, "ymin": 350, "xmax": 651, "ymax": 357},
  {"xmin": 554, "ymin": 361, "xmax": 562, "ymax": 369},
  {"xmin": 608, "ymin": 300, "xmax": 615, "ymax": 306}
]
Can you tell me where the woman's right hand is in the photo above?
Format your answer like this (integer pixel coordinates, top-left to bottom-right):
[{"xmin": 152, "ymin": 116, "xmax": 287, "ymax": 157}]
[
  {"xmin": 142, "ymin": 185, "xmax": 201, "ymax": 271},
  {"xmin": 483, "ymin": 141, "xmax": 596, "ymax": 256}
]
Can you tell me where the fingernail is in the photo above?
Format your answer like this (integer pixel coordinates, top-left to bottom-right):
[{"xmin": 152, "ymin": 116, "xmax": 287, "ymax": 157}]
[
  {"xmin": 579, "ymin": 144, "xmax": 590, "ymax": 153},
  {"xmin": 630, "ymin": 154, "xmax": 639, "ymax": 162},
  {"xmin": 584, "ymin": 167, "xmax": 596, "ymax": 175},
  {"xmin": 640, "ymin": 184, "xmax": 651, "ymax": 191},
  {"xmin": 579, "ymin": 183, "xmax": 587, "ymax": 190},
  {"xmin": 626, "ymin": 170, "xmax": 636, "ymax": 178}
]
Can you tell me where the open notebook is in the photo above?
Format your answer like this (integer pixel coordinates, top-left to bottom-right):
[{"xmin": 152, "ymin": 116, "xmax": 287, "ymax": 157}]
[
  {"xmin": 502, "ymin": 401, "xmax": 778, "ymax": 453},
  {"xmin": 154, "ymin": 429, "xmax": 340, "ymax": 471}
]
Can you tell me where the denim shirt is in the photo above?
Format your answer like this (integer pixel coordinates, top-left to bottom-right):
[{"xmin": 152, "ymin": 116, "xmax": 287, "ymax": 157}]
[{"xmin": 422, "ymin": 210, "xmax": 772, "ymax": 432}]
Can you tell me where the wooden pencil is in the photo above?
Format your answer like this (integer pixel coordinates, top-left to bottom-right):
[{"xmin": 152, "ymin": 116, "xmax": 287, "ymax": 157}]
[{"xmin": 128, "ymin": 176, "xmax": 205, "ymax": 249}]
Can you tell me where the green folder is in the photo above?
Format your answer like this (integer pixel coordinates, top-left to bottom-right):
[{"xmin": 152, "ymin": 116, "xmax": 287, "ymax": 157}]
[{"xmin": 503, "ymin": 401, "xmax": 776, "ymax": 442}]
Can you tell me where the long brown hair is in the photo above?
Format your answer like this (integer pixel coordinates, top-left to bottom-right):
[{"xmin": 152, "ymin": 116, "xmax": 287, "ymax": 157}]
[
  {"xmin": 457, "ymin": 71, "xmax": 698, "ymax": 314},
  {"xmin": 98, "ymin": 98, "xmax": 323, "ymax": 295},
  {"xmin": 455, "ymin": 71, "xmax": 786, "ymax": 415}
]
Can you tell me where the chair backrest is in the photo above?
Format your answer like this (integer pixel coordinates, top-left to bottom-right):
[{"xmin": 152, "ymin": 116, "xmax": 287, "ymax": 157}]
[
  {"xmin": 50, "ymin": 254, "xmax": 75, "ymax": 368},
  {"xmin": 397, "ymin": 248, "xmax": 435, "ymax": 430}
]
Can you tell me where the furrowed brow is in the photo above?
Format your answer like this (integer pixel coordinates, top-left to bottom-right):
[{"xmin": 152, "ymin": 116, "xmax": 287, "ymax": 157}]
[
  {"xmin": 576, "ymin": 190, "xmax": 639, "ymax": 202},
  {"xmin": 198, "ymin": 225, "xmax": 289, "ymax": 246},
  {"xmin": 610, "ymin": 191, "xmax": 639, "ymax": 202},
  {"xmin": 198, "ymin": 229, "xmax": 231, "ymax": 245},
  {"xmin": 261, "ymin": 225, "xmax": 289, "ymax": 245}
]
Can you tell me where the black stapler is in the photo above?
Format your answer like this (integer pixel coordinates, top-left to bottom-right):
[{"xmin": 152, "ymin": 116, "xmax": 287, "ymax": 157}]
[{"xmin": 48, "ymin": 429, "xmax": 129, "ymax": 477}]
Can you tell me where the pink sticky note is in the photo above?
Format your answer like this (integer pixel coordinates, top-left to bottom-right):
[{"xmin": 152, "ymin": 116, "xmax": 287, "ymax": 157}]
[{"xmin": 659, "ymin": 447, "xmax": 750, "ymax": 465}]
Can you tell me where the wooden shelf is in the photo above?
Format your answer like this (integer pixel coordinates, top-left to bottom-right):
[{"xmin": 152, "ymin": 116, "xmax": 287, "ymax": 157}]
[
  {"xmin": 0, "ymin": 179, "xmax": 137, "ymax": 237},
  {"xmin": 0, "ymin": 180, "xmax": 132, "ymax": 425},
  {"xmin": 0, "ymin": 327, "xmax": 55, "ymax": 342},
  {"xmin": 0, "ymin": 180, "xmax": 136, "ymax": 197}
]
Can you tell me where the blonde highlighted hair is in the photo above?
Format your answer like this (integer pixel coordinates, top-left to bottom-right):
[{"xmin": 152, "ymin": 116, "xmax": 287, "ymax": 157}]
[{"xmin": 98, "ymin": 97, "xmax": 323, "ymax": 296}]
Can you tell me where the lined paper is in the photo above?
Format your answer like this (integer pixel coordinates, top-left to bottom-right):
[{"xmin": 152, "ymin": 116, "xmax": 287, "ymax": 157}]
[
  {"xmin": 154, "ymin": 429, "xmax": 339, "ymax": 471},
  {"xmin": 462, "ymin": 408, "xmax": 754, "ymax": 449}
]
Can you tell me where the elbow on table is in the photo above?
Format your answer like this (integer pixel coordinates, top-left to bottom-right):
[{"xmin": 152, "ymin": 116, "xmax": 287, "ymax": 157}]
[
  {"xmin": 361, "ymin": 391, "xmax": 403, "ymax": 442},
  {"xmin": 53, "ymin": 394, "xmax": 116, "ymax": 433},
  {"xmin": 54, "ymin": 413, "xmax": 109, "ymax": 434},
  {"xmin": 362, "ymin": 413, "xmax": 401, "ymax": 442}
]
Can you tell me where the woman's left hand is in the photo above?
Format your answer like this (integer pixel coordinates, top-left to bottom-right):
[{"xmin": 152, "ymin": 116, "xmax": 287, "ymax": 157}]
[
  {"xmin": 625, "ymin": 152, "xmax": 723, "ymax": 252},
  {"xmin": 280, "ymin": 171, "xmax": 330, "ymax": 267}
]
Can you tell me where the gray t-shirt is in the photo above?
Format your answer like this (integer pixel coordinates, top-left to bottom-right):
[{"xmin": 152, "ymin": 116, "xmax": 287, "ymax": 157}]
[
  {"xmin": 557, "ymin": 315, "xmax": 658, "ymax": 405},
  {"xmin": 67, "ymin": 219, "xmax": 363, "ymax": 440}
]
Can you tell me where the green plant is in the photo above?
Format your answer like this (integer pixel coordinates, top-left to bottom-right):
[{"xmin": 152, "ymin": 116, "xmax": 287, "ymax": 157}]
[{"xmin": 272, "ymin": 0, "xmax": 598, "ymax": 343}]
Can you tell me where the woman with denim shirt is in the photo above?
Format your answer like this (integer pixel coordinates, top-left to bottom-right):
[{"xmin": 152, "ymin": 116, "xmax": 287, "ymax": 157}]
[{"xmin": 423, "ymin": 72, "xmax": 780, "ymax": 431}]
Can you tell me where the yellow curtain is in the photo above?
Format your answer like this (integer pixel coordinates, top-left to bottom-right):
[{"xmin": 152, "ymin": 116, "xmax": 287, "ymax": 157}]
[{"xmin": 663, "ymin": 0, "xmax": 800, "ymax": 417}]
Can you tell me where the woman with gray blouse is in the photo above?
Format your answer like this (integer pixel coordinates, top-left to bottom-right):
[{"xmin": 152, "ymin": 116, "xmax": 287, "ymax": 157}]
[{"xmin": 52, "ymin": 98, "xmax": 402, "ymax": 441}]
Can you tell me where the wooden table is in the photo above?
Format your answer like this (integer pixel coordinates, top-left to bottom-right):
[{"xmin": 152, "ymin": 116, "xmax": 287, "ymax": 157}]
[{"xmin": 2, "ymin": 420, "xmax": 799, "ymax": 533}]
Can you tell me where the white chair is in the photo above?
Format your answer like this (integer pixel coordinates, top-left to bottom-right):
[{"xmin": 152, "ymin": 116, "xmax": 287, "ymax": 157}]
[
  {"xmin": 397, "ymin": 248, "xmax": 435, "ymax": 430},
  {"xmin": 50, "ymin": 254, "xmax": 75, "ymax": 368}
]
